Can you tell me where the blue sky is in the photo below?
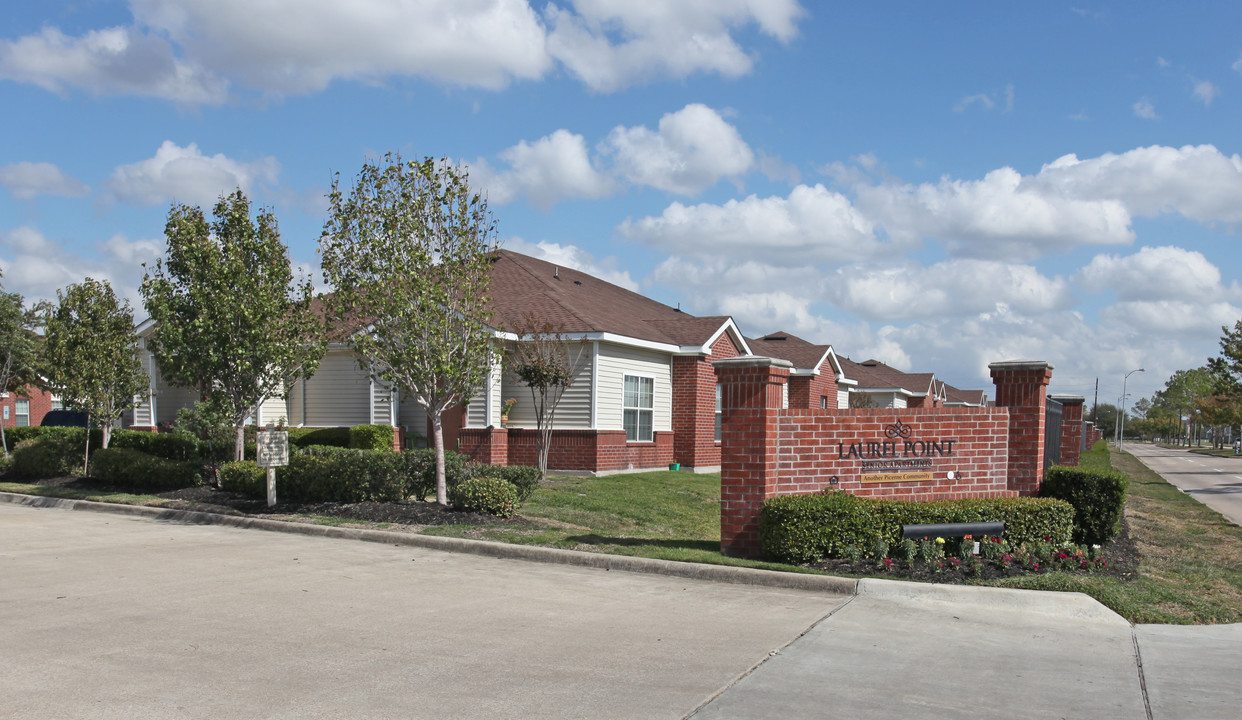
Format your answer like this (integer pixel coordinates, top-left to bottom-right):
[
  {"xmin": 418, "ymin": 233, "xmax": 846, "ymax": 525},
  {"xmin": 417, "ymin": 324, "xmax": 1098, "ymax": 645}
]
[{"xmin": 3, "ymin": 1, "xmax": 1241, "ymax": 407}]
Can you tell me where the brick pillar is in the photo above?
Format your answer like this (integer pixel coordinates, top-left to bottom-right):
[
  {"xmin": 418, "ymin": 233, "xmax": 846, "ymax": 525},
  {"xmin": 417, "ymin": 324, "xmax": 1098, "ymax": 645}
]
[
  {"xmin": 458, "ymin": 427, "xmax": 509, "ymax": 465},
  {"xmin": 989, "ymin": 360, "xmax": 1053, "ymax": 496},
  {"xmin": 671, "ymin": 356, "xmax": 709, "ymax": 469},
  {"xmin": 714, "ymin": 356, "xmax": 791, "ymax": 558},
  {"xmin": 1050, "ymin": 394, "xmax": 1085, "ymax": 467}
]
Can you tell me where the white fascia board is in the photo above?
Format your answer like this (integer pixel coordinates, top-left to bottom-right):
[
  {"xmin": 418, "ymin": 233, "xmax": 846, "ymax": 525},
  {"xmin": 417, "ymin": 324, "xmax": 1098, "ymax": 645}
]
[
  {"xmin": 824, "ymin": 347, "xmax": 846, "ymax": 379},
  {"xmin": 135, "ymin": 318, "xmax": 157, "ymax": 336},
  {"xmin": 493, "ymin": 329, "xmax": 679, "ymax": 355},
  {"xmin": 854, "ymin": 387, "xmax": 915, "ymax": 398},
  {"xmin": 698, "ymin": 318, "xmax": 752, "ymax": 357},
  {"xmin": 838, "ymin": 378, "xmax": 858, "ymax": 387}
]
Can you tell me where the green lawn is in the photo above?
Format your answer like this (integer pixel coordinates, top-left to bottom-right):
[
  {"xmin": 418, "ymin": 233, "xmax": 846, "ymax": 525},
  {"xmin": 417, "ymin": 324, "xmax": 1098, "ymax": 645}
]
[{"xmin": 423, "ymin": 471, "xmax": 812, "ymax": 572}]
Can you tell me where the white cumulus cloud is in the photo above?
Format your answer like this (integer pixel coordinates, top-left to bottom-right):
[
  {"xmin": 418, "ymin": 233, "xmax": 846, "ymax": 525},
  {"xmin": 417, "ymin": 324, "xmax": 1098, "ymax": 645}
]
[
  {"xmin": 603, "ymin": 103, "xmax": 755, "ymax": 195},
  {"xmin": 106, "ymin": 140, "xmax": 280, "ymax": 207},
  {"xmin": 545, "ymin": 0, "xmax": 803, "ymax": 92},
  {"xmin": 0, "ymin": 162, "xmax": 90, "ymax": 200},
  {"xmin": 0, "ymin": 25, "xmax": 227, "ymax": 104},
  {"xmin": 469, "ymin": 130, "xmax": 614, "ymax": 210},
  {"xmin": 0, "ymin": 1, "xmax": 806, "ymax": 102},
  {"xmin": 1193, "ymin": 79, "xmax": 1220, "ymax": 106},
  {"xmin": 827, "ymin": 260, "xmax": 1073, "ymax": 321},
  {"xmin": 1077, "ymin": 246, "xmax": 1234, "ymax": 302},
  {"xmin": 622, "ymin": 184, "xmax": 884, "ymax": 265},
  {"xmin": 0, "ymin": 227, "xmax": 161, "ymax": 308},
  {"xmin": 1133, "ymin": 98, "xmax": 1158, "ymax": 119}
]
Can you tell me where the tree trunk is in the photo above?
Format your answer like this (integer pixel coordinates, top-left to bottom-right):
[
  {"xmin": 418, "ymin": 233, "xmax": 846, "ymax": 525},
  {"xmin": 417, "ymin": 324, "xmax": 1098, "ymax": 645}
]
[
  {"xmin": 1, "ymin": 422, "xmax": 7, "ymax": 456},
  {"xmin": 83, "ymin": 413, "xmax": 91, "ymax": 475},
  {"xmin": 235, "ymin": 425, "xmax": 246, "ymax": 462},
  {"xmin": 431, "ymin": 412, "xmax": 447, "ymax": 506},
  {"xmin": 101, "ymin": 422, "xmax": 112, "ymax": 450}
]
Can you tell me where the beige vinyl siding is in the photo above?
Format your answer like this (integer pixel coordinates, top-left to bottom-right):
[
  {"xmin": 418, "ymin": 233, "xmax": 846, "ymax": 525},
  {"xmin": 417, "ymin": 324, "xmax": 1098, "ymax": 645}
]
[
  {"xmin": 499, "ymin": 352, "xmax": 592, "ymax": 430},
  {"xmin": 837, "ymin": 389, "xmax": 849, "ymax": 410},
  {"xmin": 301, "ymin": 350, "xmax": 370, "ymax": 426},
  {"xmin": 153, "ymin": 364, "xmax": 198, "ymax": 425},
  {"xmin": 595, "ymin": 344, "xmax": 671, "ymax": 433},
  {"xmin": 258, "ymin": 394, "xmax": 289, "ymax": 426},
  {"xmin": 372, "ymin": 377, "xmax": 395, "ymax": 425},
  {"xmin": 464, "ymin": 355, "xmax": 504, "ymax": 428},
  {"xmin": 398, "ymin": 396, "xmax": 429, "ymax": 441}
]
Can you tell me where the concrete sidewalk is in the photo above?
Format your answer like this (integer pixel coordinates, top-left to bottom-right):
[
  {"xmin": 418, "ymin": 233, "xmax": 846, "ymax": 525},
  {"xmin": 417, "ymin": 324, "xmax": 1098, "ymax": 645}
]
[{"xmin": 4, "ymin": 493, "xmax": 1242, "ymax": 719}]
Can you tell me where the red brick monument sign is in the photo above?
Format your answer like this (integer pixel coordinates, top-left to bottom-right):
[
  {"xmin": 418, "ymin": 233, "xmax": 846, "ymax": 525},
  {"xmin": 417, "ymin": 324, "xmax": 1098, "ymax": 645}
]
[{"xmin": 715, "ymin": 357, "xmax": 1073, "ymax": 558}]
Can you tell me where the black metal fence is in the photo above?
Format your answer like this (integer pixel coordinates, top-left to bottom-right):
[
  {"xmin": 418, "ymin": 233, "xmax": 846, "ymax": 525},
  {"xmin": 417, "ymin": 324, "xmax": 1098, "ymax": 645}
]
[{"xmin": 1044, "ymin": 397, "xmax": 1063, "ymax": 470}]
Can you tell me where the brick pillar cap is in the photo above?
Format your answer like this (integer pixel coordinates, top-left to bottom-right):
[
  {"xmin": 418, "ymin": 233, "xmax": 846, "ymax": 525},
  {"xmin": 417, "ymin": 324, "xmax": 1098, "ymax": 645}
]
[
  {"xmin": 988, "ymin": 359, "xmax": 1055, "ymax": 372},
  {"xmin": 1048, "ymin": 394, "xmax": 1085, "ymax": 404},
  {"xmin": 713, "ymin": 356, "xmax": 794, "ymax": 371}
]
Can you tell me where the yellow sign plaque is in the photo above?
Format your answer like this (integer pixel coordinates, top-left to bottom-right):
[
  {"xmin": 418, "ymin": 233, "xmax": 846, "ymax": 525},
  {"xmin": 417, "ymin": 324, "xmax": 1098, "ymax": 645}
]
[{"xmin": 858, "ymin": 472, "xmax": 934, "ymax": 484}]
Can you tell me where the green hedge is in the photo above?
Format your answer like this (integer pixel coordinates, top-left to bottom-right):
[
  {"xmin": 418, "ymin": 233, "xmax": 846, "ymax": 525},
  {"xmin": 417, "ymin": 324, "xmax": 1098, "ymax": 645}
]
[
  {"xmin": 450, "ymin": 476, "xmax": 518, "ymax": 517},
  {"xmin": 1041, "ymin": 465, "xmax": 1129, "ymax": 545},
  {"xmin": 478, "ymin": 465, "xmax": 541, "ymax": 502},
  {"xmin": 87, "ymin": 447, "xmax": 201, "ymax": 491},
  {"xmin": 219, "ymin": 460, "xmax": 265, "ymax": 496},
  {"xmin": 287, "ymin": 427, "xmax": 352, "ymax": 449},
  {"xmin": 759, "ymin": 490, "xmax": 1074, "ymax": 564},
  {"xmin": 403, "ymin": 448, "xmax": 470, "ymax": 501},
  {"xmin": 109, "ymin": 430, "xmax": 201, "ymax": 462},
  {"xmin": 9, "ymin": 434, "xmax": 87, "ymax": 478},
  {"xmin": 220, "ymin": 451, "xmax": 406, "ymax": 503},
  {"xmin": 349, "ymin": 424, "xmax": 395, "ymax": 452}
]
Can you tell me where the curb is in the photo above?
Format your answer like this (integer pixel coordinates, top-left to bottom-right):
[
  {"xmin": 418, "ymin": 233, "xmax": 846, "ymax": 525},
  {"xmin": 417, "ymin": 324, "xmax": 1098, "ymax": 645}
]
[
  {"xmin": 858, "ymin": 577, "xmax": 1129, "ymax": 624},
  {"xmin": 0, "ymin": 492, "xmax": 856, "ymax": 595}
]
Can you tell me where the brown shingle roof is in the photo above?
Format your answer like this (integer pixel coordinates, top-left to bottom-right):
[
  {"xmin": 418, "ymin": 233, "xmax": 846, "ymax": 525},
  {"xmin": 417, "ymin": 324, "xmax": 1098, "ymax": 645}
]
[
  {"xmin": 942, "ymin": 383, "xmax": 989, "ymax": 406},
  {"xmin": 747, "ymin": 331, "xmax": 832, "ymax": 372},
  {"xmin": 839, "ymin": 357, "xmax": 936, "ymax": 396},
  {"xmin": 485, "ymin": 249, "xmax": 732, "ymax": 348}
]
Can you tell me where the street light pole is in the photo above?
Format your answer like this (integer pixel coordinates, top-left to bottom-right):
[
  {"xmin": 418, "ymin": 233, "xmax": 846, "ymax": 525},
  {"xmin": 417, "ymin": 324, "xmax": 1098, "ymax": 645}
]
[{"xmin": 1119, "ymin": 368, "xmax": 1144, "ymax": 451}]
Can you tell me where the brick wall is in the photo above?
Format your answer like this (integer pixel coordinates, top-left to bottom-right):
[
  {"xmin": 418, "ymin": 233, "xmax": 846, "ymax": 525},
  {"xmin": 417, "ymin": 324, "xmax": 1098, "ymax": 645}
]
[
  {"xmin": 671, "ymin": 331, "xmax": 740, "ymax": 470},
  {"xmin": 787, "ymin": 364, "xmax": 839, "ymax": 410},
  {"xmin": 460, "ymin": 427, "xmax": 674, "ymax": 473},
  {"xmin": 1050, "ymin": 395, "xmax": 1085, "ymax": 467},
  {"xmin": 776, "ymin": 408, "xmax": 1013, "ymax": 501},
  {"xmin": 1, "ymin": 386, "xmax": 55, "ymax": 428},
  {"xmin": 715, "ymin": 356, "xmax": 1058, "ymax": 558}
]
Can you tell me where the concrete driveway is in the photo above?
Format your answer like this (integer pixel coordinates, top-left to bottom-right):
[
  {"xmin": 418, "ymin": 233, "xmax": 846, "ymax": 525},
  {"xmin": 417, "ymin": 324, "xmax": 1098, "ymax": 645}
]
[
  {"xmin": 5, "ymin": 495, "xmax": 1242, "ymax": 719},
  {"xmin": 0, "ymin": 501, "xmax": 846, "ymax": 720},
  {"xmin": 1125, "ymin": 442, "xmax": 1242, "ymax": 526}
]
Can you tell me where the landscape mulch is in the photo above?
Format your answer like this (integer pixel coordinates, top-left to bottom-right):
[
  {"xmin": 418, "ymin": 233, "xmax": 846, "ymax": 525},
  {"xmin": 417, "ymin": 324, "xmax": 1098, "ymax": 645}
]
[{"xmin": 32, "ymin": 475, "xmax": 523, "ymax": 529}]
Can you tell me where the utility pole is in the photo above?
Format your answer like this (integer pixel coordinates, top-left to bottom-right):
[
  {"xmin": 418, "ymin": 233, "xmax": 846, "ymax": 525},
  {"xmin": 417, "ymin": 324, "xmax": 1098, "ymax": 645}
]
[{"xmin": 1092, "ymin": 378, "xmax": 1099, "ymax": 425}]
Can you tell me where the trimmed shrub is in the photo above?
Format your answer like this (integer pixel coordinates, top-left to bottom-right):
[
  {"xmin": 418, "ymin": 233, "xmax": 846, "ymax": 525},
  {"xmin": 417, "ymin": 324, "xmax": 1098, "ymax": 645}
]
[
  {"xmin": 0, "ymin": 453, "xmax": 12, "ymax": 476},
  {"xmin": 87, "ymin": 447, "xmax": 201, "ymax": 491},
  {"xmin": 349, "ymin": 424, "xmax": 396, "ymax": 452},
  {"xmin": 219, "ymin": 461, "xmax": 265, "ymax": 496},
  {"xmin": 296, "ymin": 444, "xmax": 355, "ymax": 457},
  {"xmin": 1041, "ymin": 465, "xmax": 1129, "ymax": 545},
  {"xmin": 288, "ymin": 427, "xmax": 352, "ymax": 449},
  {"xmin": 10, "ymin": 433, "xmax": 89, "ymax": 478},
  {"xmin": 400, "ymin": 448, "xmax": 469, "ymax": 501},
  {"xmin": 109, "ymin": 430, "xmax": 201, "ymax": 462},
  {"xmin": 223, "ymin": 451, "xmax": 407, "ymax": 503},
  {"xmin": 450, "ymin": 476, "xmax": 518, "ymax": 517},
  {"xmin": 479, "ymin": 465, "xmax": 542, "ymax": 502},
  {"xmin": 759, "ymin": 490, "xmax": 1074, "ymax": 564}
]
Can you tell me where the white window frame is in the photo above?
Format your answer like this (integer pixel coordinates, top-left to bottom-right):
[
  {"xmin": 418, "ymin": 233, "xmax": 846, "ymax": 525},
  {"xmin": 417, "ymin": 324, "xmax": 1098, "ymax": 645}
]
[
  {"xmin": 715, "ymin": 384, "xmax": 722, "ymax": 442},
  {"xmin": 623, "ymin": 374, "xmax": 654, "ymax": 443},
  {"xmin": 15, "ymin": 398, "xmax": 30, "ymax": 427}
]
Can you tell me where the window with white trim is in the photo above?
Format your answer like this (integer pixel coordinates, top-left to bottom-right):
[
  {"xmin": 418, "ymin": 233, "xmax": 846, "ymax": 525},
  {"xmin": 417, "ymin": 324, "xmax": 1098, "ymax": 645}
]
[
  {"xmin": 51, "ymin": 396, "xmax": 64, "ymax": 411},
  {"xmin": 623, "ymin": 375, "xmax": 653, "ymax": 442},
  {"xmin": 715, "ymin": 384, "xmax": 722, "ymax": 442},
  {"xmin": 15, "ymin": 399, "xmax": 30, "ymax": 427}
]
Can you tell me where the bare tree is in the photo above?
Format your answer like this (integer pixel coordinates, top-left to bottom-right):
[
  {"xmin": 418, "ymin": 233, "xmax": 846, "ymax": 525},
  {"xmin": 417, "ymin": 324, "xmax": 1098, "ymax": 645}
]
[{"xmin": 505, "ymin": 315, "xmax": 589, "ymax": 479}]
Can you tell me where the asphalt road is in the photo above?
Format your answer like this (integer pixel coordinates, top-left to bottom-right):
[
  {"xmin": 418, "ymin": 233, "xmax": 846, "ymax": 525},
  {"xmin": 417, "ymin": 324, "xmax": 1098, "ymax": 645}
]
[{"xmin": 1124, "ymin": 442, "xmax": 1242, "ymax": 526}]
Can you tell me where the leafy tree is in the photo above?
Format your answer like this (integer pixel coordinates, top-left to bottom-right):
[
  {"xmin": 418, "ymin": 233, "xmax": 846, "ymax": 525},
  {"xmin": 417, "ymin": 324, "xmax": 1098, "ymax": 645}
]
[
  {"xmin": 41, "ymin": 278, "xmax": 148, "ymax": 467},
  {"xmin": 0, "ymin": 275, "xmax": 44, "ymax": 454},
  {"xmin": 505, "ymin": 314, "xmax": 589, "ymax": 479},
  {"xmin": 321, "ymin": 154, "xmax": 498, "ymax": 506},
  {"xmin": 141, "ymin": 190, "xmax": 326, "ymax": 461}
]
